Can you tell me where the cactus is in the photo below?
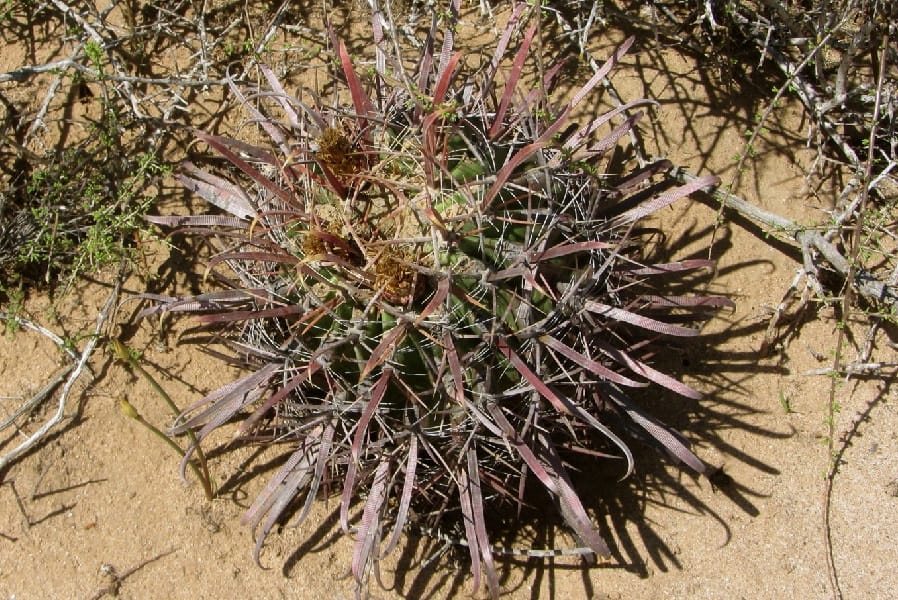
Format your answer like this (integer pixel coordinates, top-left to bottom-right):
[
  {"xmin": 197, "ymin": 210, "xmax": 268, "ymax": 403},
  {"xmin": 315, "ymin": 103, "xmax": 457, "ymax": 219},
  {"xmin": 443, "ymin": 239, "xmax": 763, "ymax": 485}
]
[{"xmin": 140, "ymin": 4, "xmax": 730, "ymax": 596}]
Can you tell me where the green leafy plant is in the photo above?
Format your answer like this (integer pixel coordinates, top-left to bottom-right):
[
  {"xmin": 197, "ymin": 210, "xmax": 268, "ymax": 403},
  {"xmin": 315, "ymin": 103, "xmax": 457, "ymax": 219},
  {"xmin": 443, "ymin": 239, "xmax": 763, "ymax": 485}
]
[
  {"xmin": 140, "ymin": 4, "xmax": 730, "ymax": 597},
  {"xmin": 0, "ymin": 99, "xmax": 165, "ymax": 291}
]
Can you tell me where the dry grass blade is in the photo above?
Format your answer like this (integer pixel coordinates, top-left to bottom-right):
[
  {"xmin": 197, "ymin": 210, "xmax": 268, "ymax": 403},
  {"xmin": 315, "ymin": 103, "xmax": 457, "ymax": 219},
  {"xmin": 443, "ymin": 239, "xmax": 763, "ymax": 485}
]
[
  {"xmin": 383, "ymin": 433, "xmax": 418, "ymax": 556},
  {"xmin": 612, "ymin": 174, "xmax": 719, "ymax": 226},
  {"xmin": 432, "ymin": 52, "xmax": 463, "ymax": 107},
  {"xmin": 351, "ymin": 457, "xmax": 390, "ymax": 588},
  {"xmin": 465, "ymin": 447, "xmax": 499, "ymax": 598},
  {"xmin": 540, "ymin": 334, "xmax": 649, "ymax": 388},
  {"xmin": 584, "ymin": 300, "xmax": 700, "ymax": 336},
  {"xmin": 496, "ymin": 336, "xmax": 635, "ymax": 477},
  {"xmin": 602, "ymin": 383, "xmax": 706, "ymax": 474},
  {"xmin": 489, "ymin": 22, "xmax": 538, "ymax": 139},
  {"xmin": 196, "ymin": 132, "xmax": 293, "ymax": 206},
  {"xmin": 456, "ymin": 455, "xmax": 483, "ymax": 595},
  {"xmin": 337, "ymin": 38, "xmax": 374, "ymax": 133},
  {"xmin": 593, "ymin": 337, "xmax": 703, "ymax": 400},
  {"xmin": 176, "ymin": 163, "xmax": 257, "ymax": 220},
  {"xmin": 340, "ymin": 369, "xmax": 392, "ymax": 533},
  {"xmin": 539, "ymin": 433, "xmax": 612, "ymax": 558}
]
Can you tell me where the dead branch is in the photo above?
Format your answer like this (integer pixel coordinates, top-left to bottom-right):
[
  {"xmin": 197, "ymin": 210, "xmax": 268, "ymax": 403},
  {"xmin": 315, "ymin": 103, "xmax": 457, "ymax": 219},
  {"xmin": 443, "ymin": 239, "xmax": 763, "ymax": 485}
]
[
  {"xmin": 668, "ymin": 165, "xmax": 898, "ymax": 311},
  {"xmin": 0, "ymin": 268, "xmax": 123, "ymax": 473},
  {"xmin": 0, "ymin": 59, "xmax": 231, "ymax": 87}
]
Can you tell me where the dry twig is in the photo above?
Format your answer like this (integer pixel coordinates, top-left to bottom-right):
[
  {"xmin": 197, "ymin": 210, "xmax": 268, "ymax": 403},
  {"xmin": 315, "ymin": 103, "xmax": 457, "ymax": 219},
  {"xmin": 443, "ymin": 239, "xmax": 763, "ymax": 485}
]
[
  {"xmin": 669, "ymin": 165, "xmax": 898, "ymax": 311},
  {"xmin": 0, "ymin": 267, "xmax": 123, "ymax": 473}
]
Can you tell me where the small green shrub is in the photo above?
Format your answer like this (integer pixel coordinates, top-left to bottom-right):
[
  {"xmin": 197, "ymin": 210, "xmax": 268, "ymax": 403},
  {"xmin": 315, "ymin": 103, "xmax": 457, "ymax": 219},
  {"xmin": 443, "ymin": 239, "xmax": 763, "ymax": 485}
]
[{"xmin": 0, "ymin": 102, "xmax": 167, "ymax": 291}]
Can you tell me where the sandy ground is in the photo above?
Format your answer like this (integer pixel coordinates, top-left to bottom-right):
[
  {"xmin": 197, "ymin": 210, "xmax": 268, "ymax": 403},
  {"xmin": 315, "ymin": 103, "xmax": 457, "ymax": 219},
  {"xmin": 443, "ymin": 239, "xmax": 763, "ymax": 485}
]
[{"xmin": 2, "ymin": 6, "xmax": 896, "ymax": 600}]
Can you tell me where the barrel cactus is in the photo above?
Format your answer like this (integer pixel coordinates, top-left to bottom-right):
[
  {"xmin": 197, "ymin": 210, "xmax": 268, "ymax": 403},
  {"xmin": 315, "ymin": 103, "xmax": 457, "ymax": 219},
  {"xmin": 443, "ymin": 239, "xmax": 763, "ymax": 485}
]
[{"xmin": 141, "ymin": 4, "xmax": 728, "ymax": 596}]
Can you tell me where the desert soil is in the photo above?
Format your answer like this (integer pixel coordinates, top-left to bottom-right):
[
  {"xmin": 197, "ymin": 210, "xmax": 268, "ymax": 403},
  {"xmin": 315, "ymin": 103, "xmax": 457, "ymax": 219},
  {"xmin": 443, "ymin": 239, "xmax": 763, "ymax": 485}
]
[{"xmin": 2, "ymin": 5, "xmax": 896, "ymax": 600}]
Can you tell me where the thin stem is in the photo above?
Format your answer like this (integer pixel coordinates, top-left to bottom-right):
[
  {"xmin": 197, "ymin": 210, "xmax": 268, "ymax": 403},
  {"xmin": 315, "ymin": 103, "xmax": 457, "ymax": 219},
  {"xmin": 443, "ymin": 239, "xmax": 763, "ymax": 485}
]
[
  {"xmin": 120, "ymin": 399, "xmax": 213, "ymax": 500},
  {"xmin": 133, "ymin": 361, "xmax": 215, "ymax": 500},
  {"xmin": 111, "ymin": 339, "xmax": 215, "ymax": 500}
]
